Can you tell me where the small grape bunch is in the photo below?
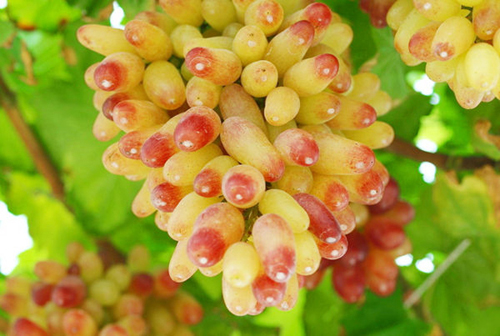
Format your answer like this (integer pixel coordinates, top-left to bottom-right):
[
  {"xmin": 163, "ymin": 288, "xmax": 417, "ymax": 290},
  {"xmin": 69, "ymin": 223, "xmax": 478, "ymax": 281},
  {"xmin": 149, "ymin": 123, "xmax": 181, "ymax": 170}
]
[
  {"xmin": 0, "ymin": 243, "xmax": 203, "ymax": 336},
  {"xmin": 78, "ymin": 0, "xmax": 396, "ymax": 315},
  {"xmin": 302, "ymin": 178, "xmax": 414, "ymax": 303},
  {"xmin": 387, "ymin": 0, "xmax": 500, "ymax": 109}
]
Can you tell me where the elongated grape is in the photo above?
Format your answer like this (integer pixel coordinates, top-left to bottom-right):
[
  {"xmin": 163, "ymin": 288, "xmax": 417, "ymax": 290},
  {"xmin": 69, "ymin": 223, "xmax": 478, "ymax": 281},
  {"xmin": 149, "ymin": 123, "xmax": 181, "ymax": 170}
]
[
  {"xmin": 159, "ymin": 0, "xmax": 203, "ymax": 26},
  {"xmin": 187, "ymin": 203, "xmax": 244, "ymax": 267},
  {"xmin": 332, "ymin": 205, "xmax": 356, "ymax": 234},
  {"xmin": 276, "ymin": 274, "xmax": 299, "ymax": 311},
  {"xmin": 185, "ymin": 76, "xmax": 222, "ymax": 108},
  {"xmin": 408, "ymin": 21, "xmax": 440, "ymax": 62},
  {"xmin": 169, "ymin": 240, "xmax": 198, "ymax": 282},
  {"xmin": 321, "ymin": 22, "xmax": 353, "ymax": 55},
  {"xmin": 222, "ymin": 278, "xmax": 257, "ymax": 316},
  {"xmin": 232, "ymin": 25, "xmax": 268, "ymax": 66},
  {"xmin": 170, "ymin": 25, "xmax": 203, "ymax": 57},
  {"xmin": 293, "ymin": 193, "xmax": 342, "ymax": 244},
  {"xmin": 245, "ymin": 0, "xmax": 284, "ymax": 36},
  {"xmin": 223, "ymin": 242, "xmax": 261, "ymax": 288},
  {"xmin": 174, "ymin": 106, "xmax": 221, "ymax": 152},
  {"xmin": 105, "ymin": 264, "xmax": 131, "ymax": 291},
  {"xmin": 51, "ymin": 276, "xmax": 86, "ymax": 309},
  {"xmin": 78, "ymin": 251, "xmax": 104, "ymax": 283},
  {"xmin": 219, "ymin": 84, "xmax": 268, "ymax": 135},
  {"xmin": 221, "ymin": 117, "xmax": 285, "ymax": 182},
  {"xmin": 365, "ymin": 217, "xmax": 406, "ymax": 250},
  {"xmin": 264, "ymin": 20, "xmax": 315, "ymax": 76},
  {"xmin": 332, "ymin": 263, "xmax": 365, "ymax": 303},
  {"xmin": 202, "ymin": 0, "xmax": 238, "ymax": 32},
  {"xmin": 34, "ymin": 261, "xmax": 67, "ymax": 284},
  {"xmin": 264, "ymin": 86, "xmax": 300, "ymax": 126},
  {"xmin": 283, "ymin": 54, "xmax": 339, "ymax": 97},
  {"xmin": 310, "ymin": 174, "xmax": 350, "ymax": 212},
  {"xmin": 94, "ymin": 52, "xmax": 144, "ymax": 92},
  {"xmin": 118, "ymin": 126, "xmax": 158, "ymax": 160},
  {"xmin": 259, "ymin": 189, "xmax": 310, "ymax": 233},
  {"xmin": 143, "ymin": 61, "xmax": 186, "ymax": 110},
  {"xmin": 326, "ymin": 96, "xmax": 377, "ymax": 130},
  {"xmin": 307, "ymin": 129, "xmax": 375, "ymax": 175},
  {"xmin": 170, "ymin": 292, "xmax": 204, "ymax": 325},
  {"xmin": 431, "ymin": 16, "xmax": 475, "ymax": 61},
  {"xmin": 306, "ymin": 44, "xmax": 352, "ymax": 93},
  {"xmin": 294, "ymin": 231, "xmax": 321, "ymax": 275},
  {"xmin": 273, "ymin": 165, "xmax": 313, "ymax": 195},
  {"xmin": 386, "ymin": 0, "xmax": 413, "ymax": 30},
  {"xmin": 251, "ymin": 272, "xmax": 287, "ymax": 307},
  {"xmin": 280, "ymin": 2, "xmax": 333, "ymax": 45},
  {"xmin": 473, "ymin": 0, "xmax": 500, "ymax": 40},
  {"xmin": 102, "ymin": 142, "xmax": 150, "ymax": 177},
  {"xmin": 338, "ymin": 230, "xmax": 369, "ymax": 267},
  {"xmin": 185, "ymin": 47, "xmax": 242, "ymax": 85},
  {"xmin": 113, "ymin": 100, "xmax": 168, "ymax": 132},
  {"xmin": 316, "ymin": 234, "xmax": 348, "ymax": 260},
  {"xmin": 167, "ymin": 192, "xmax": 220, "ymax": 240},
  {"xmin": 101, "ymin": 85, "xmax": 148, "ymax": 120},
  {"xmin": 364, "ymin": 248, "xmax": 398, "ymax": 280},
  {"xmin": 222, "ymin": 164, "xmax": 266, "ymax": 208},
  {"xmin": 163, "ymin": 143, "xmax": 222, "ymax": 186},
  {"xmin": 377, "ymin": 200, "xmax": 415, "ymax": 226},
  {"xmin": 393, "ymin": 9, "xmax": 430, "ymax": 65},
  {"xmin": 464, "ymin": 43, "xmax": 500, "ymax": 92},
  {"xmin": 135, "ymin": 11, "xmax": 178, "ymax": 34},
  {"xmin": 140, "ymin": 114, "xmax": 182, "ymax": 168},
  {"xmin": 343, "ymin": 121, "xmax": 394, "ymax": 149},
  {"xmin": 10, "ymin": 318, "xmax": 48, "ymax": 336},
  {"xmin": 77, "ymin": 25, "xmax": 137, "ymax": 56},
  {"xmin": 124, "ymin": 19, "xmax": 173, "ymax": 61},
  {"xmin": 336, "ymin": 169, "xmax": 384, "ymax": 205},
  {"xmin": 296, "ymin": 91, "xmax": 341, "ymax": 125},
  {"xmin": 151, "ymin": 181, "xmax": 193, "ymax": 213},
  {"xmin": 273, "ymin": 128, "xmax": 319, "ymax": 167}
]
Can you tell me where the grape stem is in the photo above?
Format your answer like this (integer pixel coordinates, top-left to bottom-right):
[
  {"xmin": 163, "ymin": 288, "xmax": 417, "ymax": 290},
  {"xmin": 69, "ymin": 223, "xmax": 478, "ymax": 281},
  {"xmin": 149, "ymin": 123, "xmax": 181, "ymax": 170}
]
[
  {"xmin": 403, "ymin": 239, "xmax": 471, "ymax": 308},
  {"xmin": 386, "ymin": 138, "xmax": 498, "ymax": 170},
  {"xmin": 0, "ymin": 76, "xmax": 66, "ymax": 203}
]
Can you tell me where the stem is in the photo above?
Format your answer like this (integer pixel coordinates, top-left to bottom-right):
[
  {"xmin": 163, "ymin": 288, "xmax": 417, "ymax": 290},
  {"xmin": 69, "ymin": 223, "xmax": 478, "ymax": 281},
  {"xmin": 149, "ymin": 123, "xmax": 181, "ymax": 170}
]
[
  {"xmin": 0, "ymin": 77, "xmax": 66, "ymax": 202},
  {"xmin": 404, "ymin": 239, "xmax": 471, "ymax": 309},
  {"xmin": 386, "ymin": 138, "xmax": 498, "ymax": 170}
]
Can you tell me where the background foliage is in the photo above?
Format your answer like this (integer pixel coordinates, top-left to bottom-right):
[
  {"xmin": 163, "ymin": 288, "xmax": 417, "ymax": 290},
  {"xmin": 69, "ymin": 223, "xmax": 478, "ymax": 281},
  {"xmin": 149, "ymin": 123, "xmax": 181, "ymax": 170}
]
[{"xmin": 1, "ymin": 0, "xmax": 499, "ymax": 335}]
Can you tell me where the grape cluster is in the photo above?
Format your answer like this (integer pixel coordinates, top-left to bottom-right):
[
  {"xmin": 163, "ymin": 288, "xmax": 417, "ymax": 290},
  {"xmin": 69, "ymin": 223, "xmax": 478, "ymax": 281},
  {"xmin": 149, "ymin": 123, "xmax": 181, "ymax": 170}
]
[
  {"xmin": 78, "ymin": 0, "xmax": 395, "ymax": 315},
  {"xmin": 302, "ymin": 178, "xmax": 414, "ymax": 303},
  {"xmin": 387, "ymin": 0, "xmax": 500, "ymax": 109},
  {"xmin": 0, "ymin": 243, "xmax": 202, "ymax": 335}
]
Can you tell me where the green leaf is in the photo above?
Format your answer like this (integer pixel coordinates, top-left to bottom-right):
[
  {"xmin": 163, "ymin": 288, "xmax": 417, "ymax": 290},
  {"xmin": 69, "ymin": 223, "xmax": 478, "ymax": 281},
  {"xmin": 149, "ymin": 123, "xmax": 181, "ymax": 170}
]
[
  {"xmin": 117, "ymin": 0, "xmax": 155, "ymax": 20},
  {"xmin": 0, "ymin": 109, "xmax": 34, "ymax": 172},
  {"xmin": 0, "ymin": 20, "xmax": 15, "ymax": 45}
]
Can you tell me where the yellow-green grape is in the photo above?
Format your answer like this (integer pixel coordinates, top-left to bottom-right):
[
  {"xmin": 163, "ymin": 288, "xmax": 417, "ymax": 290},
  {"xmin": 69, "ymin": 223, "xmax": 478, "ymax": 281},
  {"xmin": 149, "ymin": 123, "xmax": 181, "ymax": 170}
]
[
  {"xmin": 232, "ymin": 0, "xmax": 256, "ymax": 22},
  {"xmin": 393, "ymin": 9, "xmax": 430, "ymax": 66},
  {"xmin": 264, "ymin": 87, "xmax": 300, "ymax": 126},
  {"xmin": 77, "ymin": 25, "xmax": 137, "ymax": 56},
  {"xmin": 346, "ymin": 72, "xmax": 381, "ymax": 102},
  {"xmin": 66, "ymin": 242, "xmax": 85, "ymax": 264},
  {"xmin": 296, "ymin": 91, "xmax": 341, "ymax": 125},
  {"xmin": 259, "ymin": 189, "xmax": 309, "ymax": 233},
  {"xmin": 77, "ymin": 251, "xmax": 104, "ymax": 283},
  {"xmin": 425, "ymin": 56, "xmax": 460, "ymax": 83},
  {"xmin": 94, "ymin": 52, "xmax": 145, "ymax": 92},
  {"xmin": 134, "ymin": 11, "xmax": 178, "ymax": 34},
  {"xmin": 386, "ymin": 0, "xmax": 414, "ymax": 31},
  {"xmin": 181, "ymin": 61, "xmax": 194, "ymax": 81},
  {"xmin": 320, "ymin": 22, "xmax": 353, "ymax": 55},
  {"xmin": 185, "ymin": 76, "xmax": 222, "ymax": 108},
  {"xmin": 93, "ymin": 112, "xmax": 121, "ymax": 142},
  {"xmin": 170, "ymin": 25, "xmax": 203, "ymax": 58},
  {"xmin": 283, "ymin": 54, "xmax": 339, "ymax": 97},
  {"xmin": 232, "ymin": 25, "xmax": 268, "ymax": 66},
  {"xmin": 163, "ymin": 143, "xmax": 222, "ymax": 186},
  {"xmin": 264, "ymin": 20, "xmax": 315, "ymax": 76},
  {"xmin": 183, "ymin": 36, "xmax": 233, "ymax": 57},
  {"xmin": 413, "ymin": 0, "xmax": 461, "ymax": 22},
  {"xmin": 274, "ymin": 0, "xmax": 310, "ymax": 16},
  {"xmin": 222, "ymin": 22, "xmax": 244, "ymax": 37},
  {"xmin": 431, "ymin": 16, "xmax": 475, "ymax": 61},
  {"xmin": 102, "ymin": 143, "xmax": 150, "ymax": 178},
  {"xmin": 273, "ymin": 165, "xmax": 313, "ymax": 195},
  {"xmin": 449, "ymin": 56, "xmax": 485, "ymax": 109},
  {"xmin": 219, "ymin": 84, "xmax": 268, "ymax": 135},
  {"xmin": 84, "ymin": 63, "xmax": 100, "ymax": 91},
  {"xmin": 159, "ymin": 0, "xmax": 203, "ymax": 26},
  {"xmin": 112, "ymin": 100, "xmax": 169, "ymax": 132},
  {"xmin": 222, "ymin": 242, "xmax": 260, "ymax": 288},
  {"xmin": 199, "ymin": 261, "xmax": 224, "ymax": 277},
  {"xmin": 145, "ymin": 301, "xmax": 176, "ymax": 335},
  {"xmin": 81, "ymin": 299, "xmax": 105, "ymax": 326},
  {"xmin": 131, "ymin": 180, "xmax": 156, "ymax": 218},
  {"xmin": 201, "ymin": 0, "xmax": 238, "ymax": 32},
  {"xmin": 222, "ymin": 278, "xmax": 257, "ymax": 316},
  {"xmin": 365, "ymin": 90, "xmax": 392, "ymax": 117},
  {"xmin": 464, "ymin": 43, "xmax": 500, "ymax": 92},
  {"xmin": 127, "ymin": 245, "xmax": 151, "ymax": 273},
  {"xmin": 89, "ymin": 279, "xmax": 120, "ymax": 307},
  {"xmin": 167, "ymin": 192, "xmax": 220, "ymax": 240},
  {"xmin": 241, "ymin": 60, "xmax": 278, "ymax": 97},
  {"xmin": 124, "ymin": 20, "xmax": 173, "ymax": 61},
  {"xmin": 169, "ymin": 240, "xmax": 198, "ymax": 282},
  {"xmin": 106, "ymin": 264, "xmax": 132, "ymax": 291},
  {"xmin": 143, "ymin": 61, "xmax": 186, "ymax": 110},
  {"xmin": 343, "ymin": 121, "xmax": 395, "ymax": 149},
  {"xmin": 244, "ymin": 0, "xmax": 284, "ymax": 36},
  {"xmin": 294, "ymin": 231, "xmax": 321, "ymax": 276}
]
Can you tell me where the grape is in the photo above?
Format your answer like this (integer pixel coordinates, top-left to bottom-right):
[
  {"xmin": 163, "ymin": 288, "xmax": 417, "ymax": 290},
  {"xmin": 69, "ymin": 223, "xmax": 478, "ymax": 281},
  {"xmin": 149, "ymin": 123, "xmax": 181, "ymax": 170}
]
[
  {"xmin": 155, "ymin": 269, "xmax": 182, "ymax": 298},
  {"xmin": 173, "ymin": 106, "xmax": 221, "ymax": 151},
  {"xmin": 159, "ymin": 0, "xmax": 203, "ymax": 26},
  {"xmin": 51, "ymin": 276, "xmax": 86, "ymax": 308},
  {"xmin": 369, "ymin": 177, "xmax": 400, "ymax": 214},
  {"xmin": 240, "ymin": 60, "xmax": 278, "ymax": 97},
  {"xmin": 169, "ymin": 291, "xmax": 204, "ymax": 325},
  {"xmin": 222, "ymin": 278, "xmax": 257, "ymax": 316},
  {"xmin": 10, "ymin": 318, "xmax": 48, "ymax": 336},
  {"xmin": 322, "ymin": 21, "xmax": 354, "ymax": 55},
  {"xmin": 77, "ymin": 25, "xmax": 137, "ymax": 56},
  {"xmin": 264, "ymin": 87, "xmax": 301, "ymax": 126},
  {"xmin": 232, "ymin": 25, "xmax": 268, "ymax": 66},
  {"xmin": 112, "ymin": 100, "xmax": 168, "ymax": 132},
  {"xmin": 185, "ymin": 47, "xmax": 242, "ymax": 85},
  {"xmin": 134, "ymin": 11, "xmax": 178, "ymax": 34},
  {"xmin": 259, "ymin": 189, "xmax": 310, "ymax": 232},
  {"xmin": 332, "ymin": 263, "xmax": 366, "ymax": 303},
  {"xmin": 294, "ymin": 231, "xmax": 321, "ymax": 275},
  {"xmin": 183, "ymin": 36, "xmax": 234, "ymax": 58},
  {"xmin": 31, "ymin": 282, "xmax": 54, "ymax": 307},
  {"xmin": 101, "ymin": 86, "xmax": 148, "ymax": 120},
  {"xmin": 193, "ymin": 155, "xmax": 239, "ymax": 197},
  {"xmin": 316, "ymin": 234, "xmax": 349, "ymax": 260},
  {"xmin": 295, "ymin": 91, "xmax": 341, "ymax": 125},
  {"xmin": 124, "ymin": 19, "xmax": 173, "ymax": 62},
  {"xmin": 251, "ymin": 273, "xmax": 287, "ymax": 307},
  {"xmin": 99, "ymin": 324, "xmax": 129, "ymax": 336},
  {"xmin": 185, "ymin": 76, "xmax": 222, "ymax": 109},
  {"xmin": 143, "ymin": 61, "xmax": 186, "ymax": 110},
  {"xmin": 34, "ymin": 260, "xmax": 67, "ymax": 284},
  {"xmin": 201, "ymin": 0, "xmax": 238, "ymax": 32},
  {"xmin": 310, "ymin": 174, "xmax": 350, "ymax": 212},
  {"xmin": 223, "ymin": 242, "xmax": 261, "ymax": 288},
  {"xmin": 280, "ymin": 2, "xmax": 333, "ymax": 45},
  {"xmin": 170, "ymin": 25, "xmax": 203, "ymax": 58},
  {"xmin": 62, "ymin": 309, "xmax": 98, "ymax": 336}
]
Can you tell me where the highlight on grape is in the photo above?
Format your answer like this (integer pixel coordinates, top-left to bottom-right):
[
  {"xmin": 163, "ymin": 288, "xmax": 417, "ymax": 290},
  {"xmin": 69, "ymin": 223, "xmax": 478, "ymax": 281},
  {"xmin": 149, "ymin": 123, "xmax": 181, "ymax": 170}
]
[{"xmin": 77, "ymin": 0, "xmax": 398, "ymax": 315}]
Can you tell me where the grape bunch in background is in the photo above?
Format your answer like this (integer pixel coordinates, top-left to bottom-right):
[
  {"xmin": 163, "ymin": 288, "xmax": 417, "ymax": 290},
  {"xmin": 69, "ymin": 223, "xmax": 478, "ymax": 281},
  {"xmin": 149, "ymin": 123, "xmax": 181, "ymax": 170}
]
[
  {"xmin": 383, "ymin": 0, "xmax": 500, "ymax": 109},
  {"xmin": 303, "ymin": 178, "xmax": 414, "ymax": 303},
  {"xmin": 0, "ymin": 243, "xmax": 203, "ymax": 335},
  {"xmin": 78, "ymin": 0, "xmax": 396, "ymax": 315}
]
